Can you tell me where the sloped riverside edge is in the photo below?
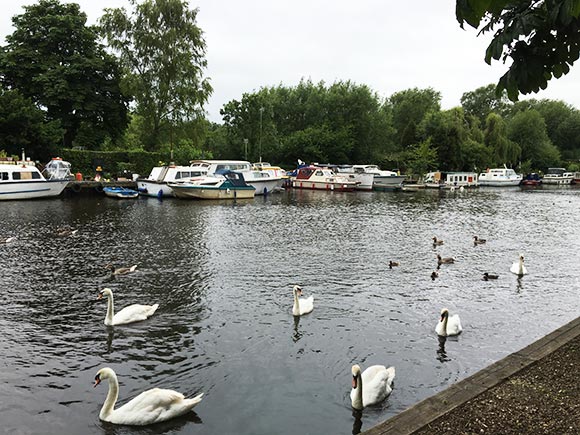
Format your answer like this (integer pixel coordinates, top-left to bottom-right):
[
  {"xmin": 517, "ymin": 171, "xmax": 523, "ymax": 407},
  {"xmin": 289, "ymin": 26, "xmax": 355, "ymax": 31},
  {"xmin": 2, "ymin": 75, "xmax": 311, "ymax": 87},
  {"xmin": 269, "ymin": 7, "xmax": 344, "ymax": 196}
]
[{"xmin": 363, "ymin": 315, "xmax": 580, "ymax": 435}]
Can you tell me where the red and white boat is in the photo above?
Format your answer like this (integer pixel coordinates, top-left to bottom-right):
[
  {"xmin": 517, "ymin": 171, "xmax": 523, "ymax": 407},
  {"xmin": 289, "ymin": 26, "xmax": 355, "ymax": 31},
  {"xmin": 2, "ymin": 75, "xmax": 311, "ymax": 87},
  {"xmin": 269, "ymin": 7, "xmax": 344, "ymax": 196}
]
[{"xmin": 292, "ymin": 166, "xmax": 358, "ymax": 191}]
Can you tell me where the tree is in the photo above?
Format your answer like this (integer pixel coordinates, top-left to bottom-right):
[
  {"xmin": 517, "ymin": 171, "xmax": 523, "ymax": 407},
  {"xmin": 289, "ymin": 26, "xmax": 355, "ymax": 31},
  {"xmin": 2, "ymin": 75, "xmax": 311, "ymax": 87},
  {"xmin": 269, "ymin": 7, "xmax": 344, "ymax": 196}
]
[
  {"xmin": 100, "ymin": 0, "xmax": 212, "ymax": 151},
  {"xmin": 484, "ymin": 113, "xmax": 520, "ymax": 167},
  {"xmin": 0, "ymin": 0, "xmax": 128, "ymax": 148},
  {"xmin": 456, "ymin": 0, "xmax": 580, "ymax": 100},
  {"xmin": 461, "ymin": 84, "xmax": 512, "ymax": 126},
  {"xmin": 507, "ymin": 109, "xmax": 561, "ymax": 169},
  {"xmin": 388, "ymin": 87, "xmax": 441, "ymax": 148},
  {"xmin": 404, "ymin": 138, "xmax": 438, "ymax": 177},
  {"xmin": 0, "ymin": 88, "xmax": 62, "ymax": 159}
]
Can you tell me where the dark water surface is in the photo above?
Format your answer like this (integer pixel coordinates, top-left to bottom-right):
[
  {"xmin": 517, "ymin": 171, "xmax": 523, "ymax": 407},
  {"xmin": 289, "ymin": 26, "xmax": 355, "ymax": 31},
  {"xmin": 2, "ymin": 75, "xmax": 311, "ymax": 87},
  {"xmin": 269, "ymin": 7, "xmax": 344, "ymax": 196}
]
[{"xmin": 1, "ymin": 187, "xmax": 579, "ymax": 434}]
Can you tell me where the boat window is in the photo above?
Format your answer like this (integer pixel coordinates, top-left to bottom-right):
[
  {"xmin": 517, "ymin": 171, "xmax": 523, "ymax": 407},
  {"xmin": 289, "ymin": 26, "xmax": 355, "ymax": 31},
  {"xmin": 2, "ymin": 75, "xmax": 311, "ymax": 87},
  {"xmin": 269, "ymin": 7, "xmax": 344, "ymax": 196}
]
[
  {"xmin": 0, "ymin": 172, "xmax": 8, "ymax": 180},
  {"xmin": 315, "ymin": 170, "xmax": 323, "ymax": 176}
]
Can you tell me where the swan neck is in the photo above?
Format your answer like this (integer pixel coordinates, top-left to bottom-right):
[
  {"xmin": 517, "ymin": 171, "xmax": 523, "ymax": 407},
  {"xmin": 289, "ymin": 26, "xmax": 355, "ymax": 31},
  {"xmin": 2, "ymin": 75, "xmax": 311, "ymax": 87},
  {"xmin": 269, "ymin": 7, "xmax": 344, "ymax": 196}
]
[
  {"xmin": 353, "ymin": 373, "xmax": 363, "ymax": 410},
  {"xmin": 442, "ymin": 316, "xmax": 449, "ymax": 336},
  {"xmin": 100, "ymin": 374, "xmax": 119, "ymax": 420},
  {"xmin": 105, "ymin": 293, "xmax": 114, "ymax": 325},
  {"xmin": 293, "ymin": 291, "xmax": 300, "ymax": 314},
  {"xmin": 519, "ymin": 258, "xmax": 524, "ymax": 275}
]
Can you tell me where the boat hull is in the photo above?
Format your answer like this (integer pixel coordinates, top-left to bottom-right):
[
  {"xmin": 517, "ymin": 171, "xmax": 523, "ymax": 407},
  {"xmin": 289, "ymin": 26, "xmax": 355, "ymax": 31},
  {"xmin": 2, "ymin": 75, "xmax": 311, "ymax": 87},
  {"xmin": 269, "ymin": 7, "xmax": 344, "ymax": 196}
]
[
  {"xmin": 170, "ymin": 185, "xmax": 255, "ymax": 199},
  {"xmin": 137, "ymin": 180, "xmax": 174, "ymax": 198},
  {"xmin": 542, "ymin": 177, "xmax": 573, "ymax": 185},
  {"xmin": 292, "ymin": 180, "xmax": 357, "ymax": 191},
  {"xmin": 0, "ymin": 180, "xmax": 69, "ymax": 200},
  {"xmin": 246, "ymin": 179, "xmax": 282, "ymax": 195},
  {"xmin": 103, "ymin": 187, "xmax": 139, "ymax": 199},
  {"xmin": 373, "ymin": 175, "xmax": 406, "ymax": 189},
  {"xmin": 478, "ymin": 180, "xmax": 522, "ymax": 187}
]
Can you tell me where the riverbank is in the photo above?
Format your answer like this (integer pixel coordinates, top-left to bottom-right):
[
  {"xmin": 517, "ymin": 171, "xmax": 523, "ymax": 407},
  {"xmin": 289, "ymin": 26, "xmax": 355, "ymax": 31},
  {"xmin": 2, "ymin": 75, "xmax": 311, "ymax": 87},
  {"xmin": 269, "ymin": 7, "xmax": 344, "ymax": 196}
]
[{"xmin": 363, "ymin": 315, "xmax": 580, "ymax": 435}]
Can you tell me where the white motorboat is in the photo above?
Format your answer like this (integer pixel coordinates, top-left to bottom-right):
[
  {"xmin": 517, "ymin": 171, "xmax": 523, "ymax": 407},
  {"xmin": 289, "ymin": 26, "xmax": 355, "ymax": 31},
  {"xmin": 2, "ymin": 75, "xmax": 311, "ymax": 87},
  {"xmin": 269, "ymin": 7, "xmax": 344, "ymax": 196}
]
[
  {"xmin": 292, "ymin": 166, "xmax": 358, "ymax": 191},
  {"xmin": 335, "ymin": 166, "xmax": 375, "ymax": 190},
  {"xmin": 190, "ymin": 159, "xmax": 283, "ymax": 195},
  {"xmin": 478, "ymin": 167, "xmax": 523, "ymax": 186},
  {"xmin": 168, "ymin": 171, "xmax": 255, "ymax": 200},
  {"xmin": 137, "ymin": 165, "xmax": 207, "ymax": 198},
  {"xmin": 542, "ymin": 168, "xmax": 574, "ymax": 185},
  {"xmin": 0, "ymin": 156, "xmax": 70, "ymax": 200},
  {"xmin": 352, "ymin": 165, "xmax": 405, "ymax": 190}
]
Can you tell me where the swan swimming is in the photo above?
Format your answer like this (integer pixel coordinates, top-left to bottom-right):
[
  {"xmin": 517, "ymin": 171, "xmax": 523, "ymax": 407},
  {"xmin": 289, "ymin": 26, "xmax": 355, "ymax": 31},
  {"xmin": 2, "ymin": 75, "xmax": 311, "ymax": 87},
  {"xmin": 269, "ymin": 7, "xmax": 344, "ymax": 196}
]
[
  {"xmin": 97, "ymin": 288, "xmax": 159, "ymax": 326},
  {"xmin": 435, "ymin": 308, "xmax": 462, "ymax": 337},
  {"xmin": 94, "ymin": 367, "xmax": 203, "ymax": 426},
  {"xmin": 292, "ymin": 285, "xmax": 314, "ymax": 316},
  {"xmin": 350, "ymin": 364, "xmax": 396, "ymax": 410},
  {"xmin": 510, "ymin": 254, "xmax": 528, "ymax": 276}
]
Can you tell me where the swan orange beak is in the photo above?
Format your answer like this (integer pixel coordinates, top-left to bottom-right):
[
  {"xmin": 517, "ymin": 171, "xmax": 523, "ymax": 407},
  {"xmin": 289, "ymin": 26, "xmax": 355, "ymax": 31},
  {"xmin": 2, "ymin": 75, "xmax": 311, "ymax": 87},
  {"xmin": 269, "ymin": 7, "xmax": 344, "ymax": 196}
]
[
  {"xmin": 97, "ymin": 293, "xmax": 103, "ymax": 300},
  {"xmin": 352, "ymin": 376, "xmax": 357, "ymax": 389},
  {"xmin": 93, "ymin": 376, "xmax": 101, "ymax": 388}
]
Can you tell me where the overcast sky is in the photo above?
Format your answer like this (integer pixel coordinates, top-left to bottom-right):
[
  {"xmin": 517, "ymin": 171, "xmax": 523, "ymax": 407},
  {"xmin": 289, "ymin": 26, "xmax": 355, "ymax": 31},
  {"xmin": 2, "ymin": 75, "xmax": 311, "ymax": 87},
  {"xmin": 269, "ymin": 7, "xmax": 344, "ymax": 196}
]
[{"xmin": 3, "ymin": 0, "xmax": 580, "ymax": 123}]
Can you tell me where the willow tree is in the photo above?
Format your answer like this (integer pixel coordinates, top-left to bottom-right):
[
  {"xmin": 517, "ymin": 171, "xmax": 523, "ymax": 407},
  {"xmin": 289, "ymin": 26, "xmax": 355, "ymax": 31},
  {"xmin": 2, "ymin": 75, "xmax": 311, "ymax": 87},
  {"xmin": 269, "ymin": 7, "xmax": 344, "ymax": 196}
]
[{"xmin": 100, "ymin": 0, "xmax": 212, "ymax": 151}]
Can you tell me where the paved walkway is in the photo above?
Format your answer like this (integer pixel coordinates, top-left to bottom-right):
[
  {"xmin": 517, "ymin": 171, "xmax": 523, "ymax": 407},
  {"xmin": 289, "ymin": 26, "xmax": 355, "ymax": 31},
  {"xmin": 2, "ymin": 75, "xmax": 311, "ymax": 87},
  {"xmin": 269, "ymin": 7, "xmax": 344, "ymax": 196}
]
[{"xmin": 363, "ymin": 316, "xmax": 580, "ymax": 435}]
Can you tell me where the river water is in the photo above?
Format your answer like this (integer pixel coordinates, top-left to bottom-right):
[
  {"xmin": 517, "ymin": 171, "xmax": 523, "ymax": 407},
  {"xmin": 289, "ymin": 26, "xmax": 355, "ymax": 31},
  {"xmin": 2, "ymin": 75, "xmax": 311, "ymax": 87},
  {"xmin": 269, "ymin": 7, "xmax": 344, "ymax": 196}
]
[{"xmin": 1, "ymin": 186, "xmax": 579, "ymax": 435}]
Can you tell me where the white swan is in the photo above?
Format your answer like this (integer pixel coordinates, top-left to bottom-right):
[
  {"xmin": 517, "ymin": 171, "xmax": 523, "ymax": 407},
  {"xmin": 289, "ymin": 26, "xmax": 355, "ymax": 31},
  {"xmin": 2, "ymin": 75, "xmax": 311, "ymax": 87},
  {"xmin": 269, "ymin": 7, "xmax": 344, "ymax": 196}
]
[
  {"xmin": 94, "ymin": 367, "xmax": 203, "ymax": 426},
  {"xmin": 435, "ymin": 308, "xmax": 462, "ymax": 337},
  {"xmin": 350, "ymin": 364, "xmax": 396, "ymax": 410},
  {"xmin": 97, "ymin": 288, "xmax": 159, "ymax": 326},
  {"xmin": 292, "ymin": 285, "xmax": 314, "ymax": 316},
  {"xmin": 510, "ymin": 254, "xmax": 528, "ymax": 276}
]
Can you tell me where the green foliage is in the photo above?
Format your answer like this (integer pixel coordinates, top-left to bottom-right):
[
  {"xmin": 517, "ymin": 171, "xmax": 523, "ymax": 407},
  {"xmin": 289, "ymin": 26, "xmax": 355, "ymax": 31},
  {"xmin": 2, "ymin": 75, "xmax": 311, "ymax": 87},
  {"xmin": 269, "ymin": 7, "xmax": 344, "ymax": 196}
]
[
  {"xmin": 0, "ymin": 88, "xmax": 63, "ymax": 161},
  {"xmin": 484, "ymin": 113, "xmax": 521, "ymax": 167},
  {"xmin": 403, "ymin": 138, "xmax": 438, "ymax": 177},
  {"xmin": 461, "ymin": 84, "xmax": 512, "ymax": 126},
  {"xmin": 388, "ymin": 87, "xmax": 441, "ymax": 148},
  {"xmin": 61, "ymin": 149, "xmax": 165, "ymax": 177},
  {"xmin": 220, "ymin": 79, "xmax": 393, "ymax": 167},
  {"xmin": 0, "ymin": 0, "xmax": 128, "ymax": 148},
  {"xmin": 507, "ymin": 109, "xmax": 561, "ymax": 170},
  {"xmin": 456, "ymin": 0, "xmax": 580, "ymax": 100},
  {"xmin": 100, "ymin": 0, "xmax": 212, "ymax": 150}
]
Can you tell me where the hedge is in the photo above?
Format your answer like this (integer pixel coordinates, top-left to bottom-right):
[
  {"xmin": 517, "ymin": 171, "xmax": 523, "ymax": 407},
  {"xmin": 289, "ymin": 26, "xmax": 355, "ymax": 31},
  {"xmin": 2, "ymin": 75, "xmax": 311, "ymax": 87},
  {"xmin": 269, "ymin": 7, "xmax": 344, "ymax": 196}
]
[{"xmin": 60, "ymin": 149, "xmax": 168, "ymax": 178}]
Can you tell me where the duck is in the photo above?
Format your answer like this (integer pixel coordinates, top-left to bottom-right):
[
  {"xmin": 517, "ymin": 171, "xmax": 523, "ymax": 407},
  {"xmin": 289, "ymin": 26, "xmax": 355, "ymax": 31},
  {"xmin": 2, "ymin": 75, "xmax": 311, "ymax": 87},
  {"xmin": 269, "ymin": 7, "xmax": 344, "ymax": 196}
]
[
  {"xmin": 510, "ymin": 254, "xmax": 528, "ymax": 276},
  {"xmin": 0, "ymin": 236, "xmax": 15, "ymax": 244},
  {"xmin": 105, "ymin": 264, "xmax": 138, "ymax": 275},
  {"xmin": 94, "ymin": 367, "xmax": 203, "ymax": 426},
  {"xmin": 388, "ymin": 261, "xmax": 400, "ymax": 269},
  {"xmin": 431, "ymin": 270, "xmax": 439, "ymax": 280},
  {"xmin": 473, "ymin": 236, "xmax": 486, "ymax": 245},
  {"xmin": 97, "ymin": 288, "xmax": 159, "ymax": 326},
  {"xmin": 292, "ymin": 285, "xmax": 314, "ymax": 316},
  {"xmin": 432, "ymin": 237, "xmax": 444, "ymax": 246},
  {"xmin": 482, "ymin": 272, "xmax": 499, "ymax": 280},
  {"xmin": 437, "ymin": 254, "xmax": 455, "ymax": 265},
  {"xmin": 350, "ymin": 364, "xmax": 396, "ymax": 410},
  {"xmin": 435, "ymin": 308, "xmax": 462, "ymax": 337},
  {"xmin": 56, "ymin": 228, "xmax": 78, "ymax": 237}
]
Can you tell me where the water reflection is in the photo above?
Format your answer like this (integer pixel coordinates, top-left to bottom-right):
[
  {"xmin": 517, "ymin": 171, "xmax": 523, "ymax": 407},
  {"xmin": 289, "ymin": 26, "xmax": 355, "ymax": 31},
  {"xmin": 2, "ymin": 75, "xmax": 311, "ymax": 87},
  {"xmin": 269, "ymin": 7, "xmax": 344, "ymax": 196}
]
[
  {"xmin": 100, "ymin": 411, "xmax": 203, "ymax": 435},
  {"xmin": 351, "ymin": 409, "xmax": 363, "ymax": 434},
  {"xmin": 436, "ymin": 335, "xmax": 450, "ymax": 363},
  {"xmin": 292, "ymin": 315, "xmax": 303, "ymax": 343},
  {"xmin": 516, "ymin": 277, "xmax": 524, "ymax": 293}
]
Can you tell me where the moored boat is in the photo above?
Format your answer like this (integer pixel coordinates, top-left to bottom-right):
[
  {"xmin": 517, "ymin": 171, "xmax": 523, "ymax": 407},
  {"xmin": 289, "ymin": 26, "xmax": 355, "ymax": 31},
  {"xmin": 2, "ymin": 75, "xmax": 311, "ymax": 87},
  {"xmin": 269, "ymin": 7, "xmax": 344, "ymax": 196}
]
[
  {"xmin": 478, "ymin": 166, "xmax": 522, "ymax": 186},
  {"xmin": 137, "ymin": 164, "xmax": 207, "ymax": 198},
  {"xmin": 335, "ymin": 165, "xmax": 375, "ymax": 191},
  {"xmin": 190, "ymin": 159, "xmax": 284, "ymax": 195},
  {"xmin": 291, "ymin": 166, "xmax": 358, "ymax": 191},
  {"xmin": 103, "ymin": 186, "xmax": 139, "ymax": 199},
  {"xmin": 0, "ymin": 156, "xmax": 71, "ymax": 200},
  {"xmin": 542, "ymin": 168, "xmax": 574, "ymax": 185},
  {"xmin": 424, "ymin": 171, "xmax": 478, "ymax": 189},
  {"xmin": 167, "ymin": 171, "xmax": 255, "ymax": 199},
  {"xmin": 520, "ymin": 173, "xmax": 542, "ymax": 186}
]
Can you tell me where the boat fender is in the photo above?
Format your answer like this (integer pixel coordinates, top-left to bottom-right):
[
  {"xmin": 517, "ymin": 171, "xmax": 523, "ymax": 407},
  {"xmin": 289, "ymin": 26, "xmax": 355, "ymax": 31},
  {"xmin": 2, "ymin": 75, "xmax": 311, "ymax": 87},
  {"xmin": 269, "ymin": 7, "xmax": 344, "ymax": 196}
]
[
  {"xmin": 263, "ymin": 187, "xmax": 268, "ymax": 195},
  {"xmin": 157, "ymin": 189, "xmax": 163, "ymax": 199},
  {"xmin": 71, "ymin": 183, "xmax": 82, "ymax": 193}
]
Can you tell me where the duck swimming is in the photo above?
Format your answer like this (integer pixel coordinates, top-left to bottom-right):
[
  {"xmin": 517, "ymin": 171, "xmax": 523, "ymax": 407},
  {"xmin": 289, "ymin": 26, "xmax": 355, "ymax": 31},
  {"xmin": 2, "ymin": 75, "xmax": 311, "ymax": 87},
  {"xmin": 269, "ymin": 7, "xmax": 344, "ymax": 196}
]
[
  {"xmin": 437, "ymin": 254, "xmax": 455, "ymax": 265},
  {"xmin": 483, "ymin": 272, "xmax": 499, "ymax": 280},
  {"xmin": 388, "ymin": 261, "xmax": 400, "ymax": 269},
  {"xmin": 432, "ymin": 237, "xmax": 444, "ymax": 246},
  {"xmin": 473, "ymin": 236, "xmax": 486, "ymax": 245},
  {"xmin": 105, "ymin": 264, "xmax": 138, "ymax": 275}
]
